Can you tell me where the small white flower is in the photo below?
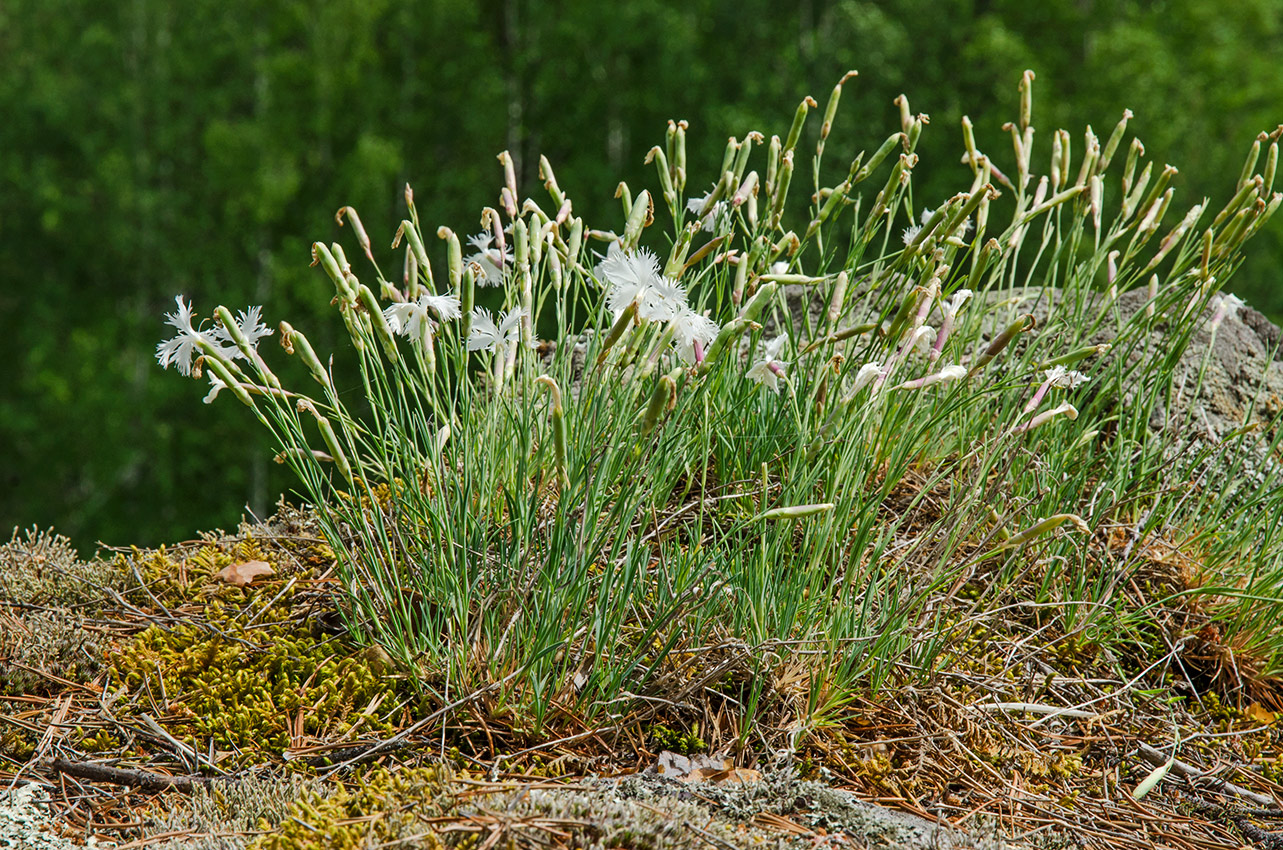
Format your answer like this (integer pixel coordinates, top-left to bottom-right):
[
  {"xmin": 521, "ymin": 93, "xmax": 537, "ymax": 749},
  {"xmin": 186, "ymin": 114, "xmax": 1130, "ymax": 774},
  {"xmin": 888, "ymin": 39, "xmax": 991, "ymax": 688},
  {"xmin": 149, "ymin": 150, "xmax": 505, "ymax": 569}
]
[
  {"xmin": 686, "ymin": 191, "xmax": 728, "ymax": 232},
  {"xmin": 762, "ymin": 333, "xmax": 789, "ymax": 363},
  {"xmin": 770, "ymin": 261, "xmax": 790, "ymax": 276},
  {"xmin": 157, "ymin": 295, "xmax": 216, "ymax": 377},
  {"xmin": 671, "ymin": 307, "xmax": 719, "ymax": 364},
  {"xmin": 1210, "ymin": 292, "xmax": 1246, "ymax": 331},
  {"xmin": 467, "ymin": 306, "xmax": 524, "ymax": 352},
  {"xmin": 1014, "ymin": 402, "xmax": 1079, "ymax": 434},
  {"xmin": 747, "ymin": 333, "xmax": 790, "ymax": 392},
  {"xmin": 466, "ymin": 232, "xmax": 510, "ymax": 286},
  {"xmin": 1044, "ymin": 365, "xmax": 1090, "ymax": 389},
  {"xmin": 852, "ymin": 362, "xmax": 883, "ymax": 393},
  {"xmin": 910, "ymin": 326, "xmax": 937, "ymax": 354},
  {"xmin": 893, "ymin": 363, "xmax": 967, "ymax": 391},
  {"xmin": 919, "ymin": 207, "xmax": 934, "ymax": 225},
  {"xmin": 641, "ymin": 276, "xmax": 688, "ymax": 322},
  {"xmin": 944, "ymin": 289, "xmax": 973, "ymax": 317},
  {"xmin": 901, "ymin": 224, "xmax": 921, "ymax": 246},
  {"xmin": 598, "ymin": 242, "xmax": 659, "ymax": 305},
  {"xmin": 384, "ymin": 292, "xmax": 462, "ymax": 344},
  {"xmin": 203, "ymin": 371, "xmax": 228, "ymax": 404},
  {"xmin": 597, "ymin": 242, "xmax": 686, "ymax": 321},
  {"xmin": 746, "ymin": 360, "xmax": 784, "ymax": 392}
]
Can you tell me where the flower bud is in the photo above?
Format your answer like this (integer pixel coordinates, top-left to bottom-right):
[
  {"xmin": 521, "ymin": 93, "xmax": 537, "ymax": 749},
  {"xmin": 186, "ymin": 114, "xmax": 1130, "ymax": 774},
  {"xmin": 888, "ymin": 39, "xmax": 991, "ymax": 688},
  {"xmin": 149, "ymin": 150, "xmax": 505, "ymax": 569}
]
[
  {"xmin": 1238, "ymin": 135, "xmax": 1263, "ymax": 191},
  {"xmin": 1098, "ymin": 108, "xmax": 1133, "ymax": 172},
  {"xmin": 438, "ymin": 226, "xmax": 463, "ymax": 297},
  {"xmin": 536, "ymin": 376, "xmax": 569, "ymax": 489},
  {"xmin": 639, "ymin": 374, "xmax": 675, "ymax": 441},
  {"xmin": 392, "ymin": 221, "xmax": 432, "ymax": 288},
  {"xmin": 961, "ymin": 115, "xmax": 980, "ymax": 175},
  {"xmin": 996, "ymin": 513, "xmax": 1089, "ymax": 551},
  {"xmin": 539, "ymin": 155, "xmax": 565, "ymax": 207},
  {"xmin": 968, "ymin": 313, "xmax": 1035, "ymax": 378},
  {"xmin": 784, "ymin": 95, "xmax": 818, "ymax": 154},
  {"xmin": 854, "ymin": 133, "xmax": 904, "ymax": 186},
  {"xmin": 1019, "ymin": 69, "xmax": 1035, "ymax": 131},
  {"xmin": 335, "ymin": 207, "xmax": 373, "ymax": 263},
  {"xmin": 818, "ymin": 71, "xmax": 856, "ymax": 158},
  {"xmin": 764, "ymin": 135, "xmax": 782, "ymax": 200},
  {"xmin": 646, "ymin": 145, "xmax": 677, "ymax": 208},
  {"xmin": 312, "ymin": 242, "xmax": 351, "ymax": 298},
  {"xmin": 622, "ymin": 190, "xmax": 654, "ymax": 251}
]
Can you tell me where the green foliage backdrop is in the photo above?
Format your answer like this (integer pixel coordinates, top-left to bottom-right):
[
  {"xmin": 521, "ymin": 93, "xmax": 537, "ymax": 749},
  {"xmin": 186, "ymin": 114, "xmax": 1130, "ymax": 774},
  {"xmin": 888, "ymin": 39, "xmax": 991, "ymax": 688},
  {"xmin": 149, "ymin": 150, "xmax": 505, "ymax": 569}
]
[{"xmin": 3, "ymin": 0, "xmax": 1280, "ymax": 549}]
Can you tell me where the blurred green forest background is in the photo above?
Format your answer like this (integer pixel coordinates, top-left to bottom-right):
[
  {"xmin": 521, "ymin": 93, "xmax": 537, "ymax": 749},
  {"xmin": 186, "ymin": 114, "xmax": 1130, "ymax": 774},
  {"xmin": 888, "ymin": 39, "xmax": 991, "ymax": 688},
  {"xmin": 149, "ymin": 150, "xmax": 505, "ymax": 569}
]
[{"xmin": 3, "ymin": 0, "xmax": 1281, "ymax": 552}]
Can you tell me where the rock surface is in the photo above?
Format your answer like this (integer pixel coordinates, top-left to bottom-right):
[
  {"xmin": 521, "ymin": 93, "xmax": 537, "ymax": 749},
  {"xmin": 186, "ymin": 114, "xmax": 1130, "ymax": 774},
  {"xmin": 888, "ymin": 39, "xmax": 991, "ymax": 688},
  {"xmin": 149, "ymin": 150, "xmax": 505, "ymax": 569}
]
[{"xmin": 774, "ymin": 280, "xmax": 1283, "ymax": 464}]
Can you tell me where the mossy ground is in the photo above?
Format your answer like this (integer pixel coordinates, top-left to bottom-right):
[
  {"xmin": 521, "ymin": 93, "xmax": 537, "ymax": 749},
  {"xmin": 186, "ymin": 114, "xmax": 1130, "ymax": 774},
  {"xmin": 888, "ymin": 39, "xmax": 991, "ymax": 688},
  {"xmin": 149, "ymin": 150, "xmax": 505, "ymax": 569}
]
[{"xmin": 4, "ymin": 501, "xmax": 1283, "ymax": 849}]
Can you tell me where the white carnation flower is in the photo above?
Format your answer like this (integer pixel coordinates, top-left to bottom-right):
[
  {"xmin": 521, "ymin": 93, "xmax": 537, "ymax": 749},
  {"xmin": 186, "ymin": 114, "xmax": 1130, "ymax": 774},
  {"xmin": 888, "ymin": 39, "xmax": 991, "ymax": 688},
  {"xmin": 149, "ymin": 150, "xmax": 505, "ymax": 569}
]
[
  {"xmin": 672, "ymin": 307, "xmax": 719, "ymax": 364},
  {"xmin": 156, "ymin": 295, "xmax": 217, "ymax": 376},
  {"xmin": 466, "ymin": 232, "xmax": 510, "ymax": 286},
  {"xmin": 467, "ymin": 306, "xmax": 524, "ymax": 353}
]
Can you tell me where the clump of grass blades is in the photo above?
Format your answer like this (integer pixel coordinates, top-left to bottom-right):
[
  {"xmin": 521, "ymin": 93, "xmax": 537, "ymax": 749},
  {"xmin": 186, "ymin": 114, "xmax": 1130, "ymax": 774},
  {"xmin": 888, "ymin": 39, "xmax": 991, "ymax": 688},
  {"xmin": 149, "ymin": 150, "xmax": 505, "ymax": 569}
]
[{"xmin": 158, "ymin": 70, "xmax": 1283, "ymax": 746}]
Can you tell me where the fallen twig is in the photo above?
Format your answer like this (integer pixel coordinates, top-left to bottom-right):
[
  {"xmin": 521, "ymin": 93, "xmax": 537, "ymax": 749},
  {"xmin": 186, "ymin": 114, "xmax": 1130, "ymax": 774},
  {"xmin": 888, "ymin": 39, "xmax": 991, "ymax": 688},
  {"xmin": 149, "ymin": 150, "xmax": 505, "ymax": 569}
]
[
  {"xmin": 1136, "ymin": 742, "xmax": 1279, "ymax": 808},
  {"xmin": 48, "ymin": 756, "xmax": 232, "ymax": 793}
]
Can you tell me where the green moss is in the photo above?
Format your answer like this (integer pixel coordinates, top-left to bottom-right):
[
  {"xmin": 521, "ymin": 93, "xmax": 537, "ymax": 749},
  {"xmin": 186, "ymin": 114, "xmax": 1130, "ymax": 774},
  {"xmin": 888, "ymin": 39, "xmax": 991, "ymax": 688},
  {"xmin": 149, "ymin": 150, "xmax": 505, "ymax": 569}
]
[
  {"xmin": 649, "ymin": 723, "xmax": 706, "ymax": 755},
  {"xmin": 111, "ymin": 610, "xmax": 409, "ymax": 760},
  {"xmin": 108, "ymin": 543, "xmax": 417, "ymax": 765}
]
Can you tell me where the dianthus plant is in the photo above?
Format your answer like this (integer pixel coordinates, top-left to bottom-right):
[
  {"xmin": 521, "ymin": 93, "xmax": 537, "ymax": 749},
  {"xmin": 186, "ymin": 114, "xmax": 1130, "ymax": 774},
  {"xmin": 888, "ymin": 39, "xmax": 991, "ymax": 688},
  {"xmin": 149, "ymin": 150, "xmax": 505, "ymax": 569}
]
[{"xmin": 159, "ymin": 70, "xmax": 1283, "ymax": 737}]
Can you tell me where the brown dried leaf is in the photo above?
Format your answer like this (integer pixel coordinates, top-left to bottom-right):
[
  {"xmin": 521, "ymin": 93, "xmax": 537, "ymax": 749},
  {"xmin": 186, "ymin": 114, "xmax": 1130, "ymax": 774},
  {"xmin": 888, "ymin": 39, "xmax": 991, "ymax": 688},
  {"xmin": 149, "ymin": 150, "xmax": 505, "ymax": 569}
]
[
  {"xmin": 1246, "ymin": 702, "xmax": 1277, "ymax": 725},
  {"xmin": 652, "ymin": 751, "xmax": 760, "ymax": 785},
  {"xmin": 214, "ymin": 559, "xmax": 275, "ymax": 587}
]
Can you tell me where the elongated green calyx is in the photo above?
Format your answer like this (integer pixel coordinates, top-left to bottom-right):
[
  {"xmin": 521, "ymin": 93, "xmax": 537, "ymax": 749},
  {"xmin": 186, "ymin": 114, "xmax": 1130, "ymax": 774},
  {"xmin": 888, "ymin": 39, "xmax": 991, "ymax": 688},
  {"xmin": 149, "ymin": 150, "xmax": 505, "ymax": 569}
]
[
  {"xmin": 204, "ymin": 356, "xmax": 255, "ymax": 408},
  {"xmin": 639, "ymin": 375, "xmax": 675, "ymax": 442},
  {"xmin": 673, "ymin": 120, "xmax": 688, "ymax": 192},
  {"xmin": 279, "ymin": 322, "xmax": 332, "ymax": 393},
  {"xmin": 439, "ymin": 226, "xmax": 463, "ymax": 295},
  {"xmin": 857, "ymin": 134, "xmax": 908, "ymax": 188},
  {"xmin": 968, "ymin": 313, "xmax": 1036, "ymax": 378},
  {"xmin": 214, "ymin": 305, "xmax": 282, "ymax": 390},
  {"xmin": 596, "ymin": 301, "xmax": 638, "ymax": 365},
  {"xmin": 335, "ymin": 206, "xmax": 373, "ymax": 263},
  {"xmin": 1040, "ymin": 344, "xmax": 1110, "ymax": 369},
  {"xmin": 818, "ymin": 71, "xmax": 856, "ymax": 159},
  {"xmin": 784, "ymin": 95, "xmax": 817, "ymax": 154},
  {"xmin": 999, "ymin": 513, "xmax": 1090, "ymax": 550},
  {"xmin": 622, "ymin": 190, "xmax": 653, "ymax": 250},
  {"xmin": 355, "ymin": 284, "xmax": 399, "ymax": 362},
  {"xmin": 884, "ymin": 285, "xmax": 924, "ymax": 344},
  {"xmin": 741, "ymin": 280, "xmax": 779, "ymax": 324},
  {"xmin": 646, "ymin": 145, "xmax": 676, "ymax": 208},
  {"xmin": 312, "ymin": 242, "xmax": 352, "ymax": 299},
  {"xmin": 1098, "ymin": 109, "xmax": 1133, "ymax": 173},
  {"xmin": 535, "ymin": 376, "xmax": 569, "ymax": 489},
  {"xmin": 771, "ymin": 151, "xmax": 794, "ymax": 226},
  {"xmin": 540, "ymin": 155, "xmax": 565, "ymax": 207},
  {"xmin": 392, "ymin": 221, "xmax": 431, "ymax": 282},
  {"xmin": 298, "ymin": 399, "xmax": 352, "ymax": 484}
]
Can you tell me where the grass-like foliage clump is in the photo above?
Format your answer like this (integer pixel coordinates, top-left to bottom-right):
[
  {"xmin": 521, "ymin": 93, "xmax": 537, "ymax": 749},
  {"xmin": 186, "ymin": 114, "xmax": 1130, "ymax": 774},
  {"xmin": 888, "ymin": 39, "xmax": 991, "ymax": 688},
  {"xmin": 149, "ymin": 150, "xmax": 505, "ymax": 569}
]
[{"xmin": 158, "ymin": 70, "xmax": 1283, "ymax": 753}]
